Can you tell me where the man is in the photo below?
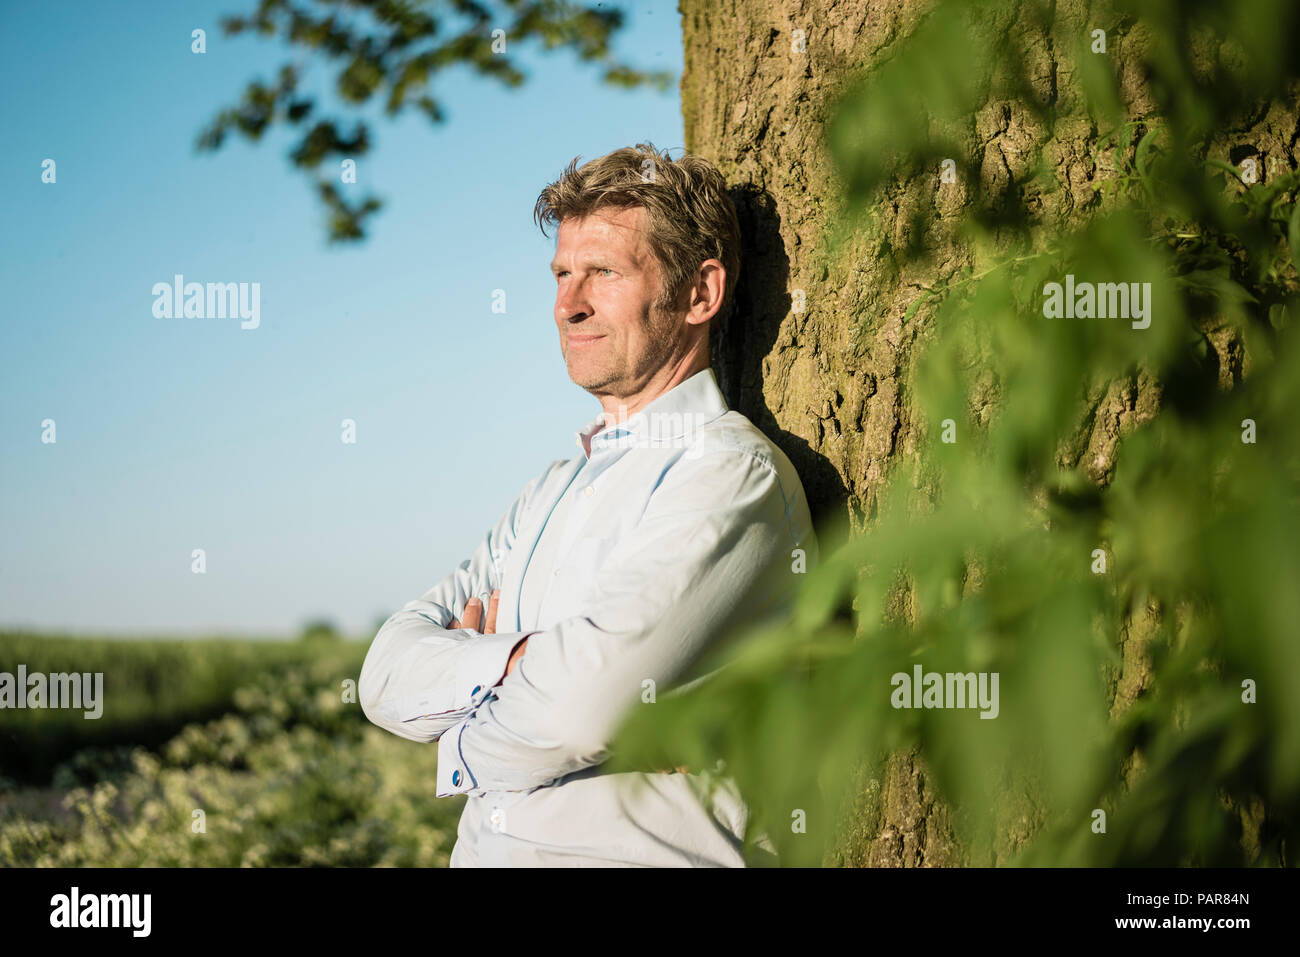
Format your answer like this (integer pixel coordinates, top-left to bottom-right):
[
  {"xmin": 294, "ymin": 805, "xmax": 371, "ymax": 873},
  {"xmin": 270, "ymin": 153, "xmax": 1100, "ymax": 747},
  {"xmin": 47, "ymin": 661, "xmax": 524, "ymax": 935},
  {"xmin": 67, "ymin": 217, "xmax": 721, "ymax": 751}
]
[{"xmin": 359, "ymin": 142, "xmax": 818, "ymax": 867}]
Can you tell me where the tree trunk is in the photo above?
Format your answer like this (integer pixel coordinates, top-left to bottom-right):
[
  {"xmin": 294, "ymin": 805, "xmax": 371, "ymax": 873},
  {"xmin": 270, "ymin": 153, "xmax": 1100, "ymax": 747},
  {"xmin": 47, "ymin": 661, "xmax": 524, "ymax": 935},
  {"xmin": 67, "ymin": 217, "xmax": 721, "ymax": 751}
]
[{"xmin": 679, "ymin": 0, "xmax": 1298, "ymax": 865}]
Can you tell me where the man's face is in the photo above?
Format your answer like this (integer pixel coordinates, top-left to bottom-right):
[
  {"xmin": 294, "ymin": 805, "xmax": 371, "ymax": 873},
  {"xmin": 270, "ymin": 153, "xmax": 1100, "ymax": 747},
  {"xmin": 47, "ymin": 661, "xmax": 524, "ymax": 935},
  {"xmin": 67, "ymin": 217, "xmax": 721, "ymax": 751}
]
[{"xmin": 550, "ymin": 206, "xmax": 681, "ymax": 397}]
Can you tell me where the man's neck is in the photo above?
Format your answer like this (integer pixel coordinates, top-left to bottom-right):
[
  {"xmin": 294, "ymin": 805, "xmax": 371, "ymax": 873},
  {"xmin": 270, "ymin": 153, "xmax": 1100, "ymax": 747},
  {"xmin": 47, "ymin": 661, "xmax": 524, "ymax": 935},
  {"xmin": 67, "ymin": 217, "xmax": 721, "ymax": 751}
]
[{"xmin": 596, "ymin": 351, "xmax": 709, "ymax": 426}]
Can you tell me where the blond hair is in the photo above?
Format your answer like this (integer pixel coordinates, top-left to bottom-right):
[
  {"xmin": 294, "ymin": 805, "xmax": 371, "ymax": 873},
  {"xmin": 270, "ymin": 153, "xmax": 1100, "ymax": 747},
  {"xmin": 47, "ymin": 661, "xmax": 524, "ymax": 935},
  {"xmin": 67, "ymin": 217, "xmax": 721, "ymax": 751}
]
[{"xmin": 533, "ymin": 141, "xmax": 741, "ymax": 325}]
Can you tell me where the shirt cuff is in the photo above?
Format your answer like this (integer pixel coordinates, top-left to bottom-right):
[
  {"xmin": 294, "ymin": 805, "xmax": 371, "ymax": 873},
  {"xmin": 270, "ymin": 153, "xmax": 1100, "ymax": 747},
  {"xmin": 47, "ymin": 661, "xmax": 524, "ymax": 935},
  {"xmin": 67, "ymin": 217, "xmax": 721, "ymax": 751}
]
[
  {"xmin": 455, "ymin": 631, "xmax": 530, "ymax": 710},
  {"xmin": 437, "ymin": 720, "xmax": 475, "ymax": 797},
  {"xmin": 435, "ymin": 713, "xmax": 550, "ymax": 799},
  {"xmin": 437, "ymin": 631, "xmax": 529, "ymax": 798}
]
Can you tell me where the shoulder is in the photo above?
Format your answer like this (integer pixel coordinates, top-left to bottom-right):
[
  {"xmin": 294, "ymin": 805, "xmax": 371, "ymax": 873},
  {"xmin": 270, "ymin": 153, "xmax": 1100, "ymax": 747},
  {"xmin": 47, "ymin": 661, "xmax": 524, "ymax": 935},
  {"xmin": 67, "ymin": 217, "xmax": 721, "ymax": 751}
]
[
  {"xmin": 670, "ymin": 410, "xmax": 815, "ymax": 543},
  {"xmin": 696, "ymin": 411, "xmax": 804, "ymax": 497}
]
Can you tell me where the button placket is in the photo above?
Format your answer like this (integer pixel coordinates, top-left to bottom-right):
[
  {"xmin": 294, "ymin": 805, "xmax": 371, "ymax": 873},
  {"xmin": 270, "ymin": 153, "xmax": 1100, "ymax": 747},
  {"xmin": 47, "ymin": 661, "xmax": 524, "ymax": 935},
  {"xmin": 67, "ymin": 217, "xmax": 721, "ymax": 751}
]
[{"xmin": 549, "ymin": 477, "xmax": 596, "ymax": 578}]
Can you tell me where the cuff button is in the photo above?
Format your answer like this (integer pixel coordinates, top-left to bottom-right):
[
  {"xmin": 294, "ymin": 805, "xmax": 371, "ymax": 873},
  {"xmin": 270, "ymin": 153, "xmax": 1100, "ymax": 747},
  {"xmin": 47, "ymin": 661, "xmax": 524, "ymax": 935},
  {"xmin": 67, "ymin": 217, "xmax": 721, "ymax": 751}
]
[{"xmin": 452, "ymin": 770, "xmax": 462, "ymax": 786}]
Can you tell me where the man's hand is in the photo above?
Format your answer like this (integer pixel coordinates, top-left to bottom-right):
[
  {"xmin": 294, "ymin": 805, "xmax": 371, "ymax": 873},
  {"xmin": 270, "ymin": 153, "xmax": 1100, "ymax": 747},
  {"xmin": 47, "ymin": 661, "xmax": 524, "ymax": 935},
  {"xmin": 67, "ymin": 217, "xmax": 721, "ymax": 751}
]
[
  {"xmin": 449, "ymin": 588, "xmax": 681, "ymax": 772},
  {"xmin": 449, "ymin": 589, "xmax": 500, "ymax": 634}
]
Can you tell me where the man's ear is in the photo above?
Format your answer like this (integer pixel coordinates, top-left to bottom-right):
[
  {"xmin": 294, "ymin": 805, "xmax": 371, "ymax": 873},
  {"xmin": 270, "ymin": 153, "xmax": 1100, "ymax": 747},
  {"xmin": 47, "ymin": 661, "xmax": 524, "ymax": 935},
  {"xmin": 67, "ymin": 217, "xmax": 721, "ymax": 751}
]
[{"xmin": 686, "ymin": 259, "xmax": 726, "ymax": 325}]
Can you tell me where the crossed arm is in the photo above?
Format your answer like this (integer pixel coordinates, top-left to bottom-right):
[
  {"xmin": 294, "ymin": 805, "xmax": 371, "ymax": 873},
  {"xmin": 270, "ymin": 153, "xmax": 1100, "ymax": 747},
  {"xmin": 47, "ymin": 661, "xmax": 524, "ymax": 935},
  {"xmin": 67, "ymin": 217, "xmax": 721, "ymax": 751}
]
[
  {"xmin": 448, "ymin": 589, "xmax": 685, "ymax": 773},
  {"xmin": 359, "ymin": 448, "xmax": 809, "ymax": 799}
]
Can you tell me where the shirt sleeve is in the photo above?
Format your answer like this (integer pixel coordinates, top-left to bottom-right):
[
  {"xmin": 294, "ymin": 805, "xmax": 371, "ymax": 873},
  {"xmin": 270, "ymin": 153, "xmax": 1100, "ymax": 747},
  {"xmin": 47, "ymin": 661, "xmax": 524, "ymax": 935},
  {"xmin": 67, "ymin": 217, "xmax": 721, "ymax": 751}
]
[
  {"xmin": 435, "ymin": 446, "xmax": 818, "ymax": 798},
  {"xmin": 358, "ymin": 460, "xmax": 564, "ymax": 744}
]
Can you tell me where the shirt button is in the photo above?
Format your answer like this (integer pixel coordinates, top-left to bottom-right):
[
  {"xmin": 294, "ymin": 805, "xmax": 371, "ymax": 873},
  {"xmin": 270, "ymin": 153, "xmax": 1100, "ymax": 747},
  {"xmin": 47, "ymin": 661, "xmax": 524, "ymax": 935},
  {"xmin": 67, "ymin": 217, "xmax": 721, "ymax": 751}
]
[
  {"xmin": 451, "ymin": 770, "xmax": 461, "ymax": 786},
  {"xmin": 583, "ymin": 485, "xmax": 594, "ymax": 497},
  {"xmin": 489, "ymin": 807, "xmax": 505, "ymax": 833}
]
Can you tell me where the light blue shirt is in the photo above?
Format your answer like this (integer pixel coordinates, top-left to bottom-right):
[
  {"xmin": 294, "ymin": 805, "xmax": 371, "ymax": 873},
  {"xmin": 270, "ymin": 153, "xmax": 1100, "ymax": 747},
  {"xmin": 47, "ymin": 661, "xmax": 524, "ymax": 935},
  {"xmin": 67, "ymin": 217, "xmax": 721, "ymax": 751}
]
[{"xmin": 358, "ymin": 367, "xmax": 818, "ymax": 866}]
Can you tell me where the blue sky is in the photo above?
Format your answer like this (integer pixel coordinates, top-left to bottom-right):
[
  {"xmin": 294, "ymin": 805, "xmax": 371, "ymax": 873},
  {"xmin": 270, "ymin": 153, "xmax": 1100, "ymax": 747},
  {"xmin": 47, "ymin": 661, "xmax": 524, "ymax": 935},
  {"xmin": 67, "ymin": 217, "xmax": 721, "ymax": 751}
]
[{"xmin": 0, "ymin": 1, "xmax": 686, "ymax": 637}]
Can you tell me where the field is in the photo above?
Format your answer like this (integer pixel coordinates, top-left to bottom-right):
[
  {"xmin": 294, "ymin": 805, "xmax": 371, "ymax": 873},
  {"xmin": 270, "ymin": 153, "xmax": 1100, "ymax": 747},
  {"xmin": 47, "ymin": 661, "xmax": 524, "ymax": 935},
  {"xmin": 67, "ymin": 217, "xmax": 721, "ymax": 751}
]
[{"xmin": 0, "ymin": 633, "xmax": 465, "ymax": 867}]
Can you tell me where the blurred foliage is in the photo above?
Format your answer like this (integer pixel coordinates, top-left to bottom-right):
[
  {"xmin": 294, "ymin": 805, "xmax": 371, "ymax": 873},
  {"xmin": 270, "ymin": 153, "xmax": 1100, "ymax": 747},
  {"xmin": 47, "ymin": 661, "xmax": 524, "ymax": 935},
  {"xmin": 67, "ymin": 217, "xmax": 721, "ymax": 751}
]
[
  {"xmin": 609, "ymin": 0, "xmax": 1300, "ymax": 866},
  {"xmin": 0, "ymin": 633, "xmax": 363, "ymax": 784},
  {"xmin": 0, "ymin": 641, "xmax": 463, "ymax": 866},
  {"xmin": 299, "ymin": 618, "xmax": 343, "ymax": 641},
  {"xmin": 198, "ymin": 0, "xmax": 674, "ymax": 241}
]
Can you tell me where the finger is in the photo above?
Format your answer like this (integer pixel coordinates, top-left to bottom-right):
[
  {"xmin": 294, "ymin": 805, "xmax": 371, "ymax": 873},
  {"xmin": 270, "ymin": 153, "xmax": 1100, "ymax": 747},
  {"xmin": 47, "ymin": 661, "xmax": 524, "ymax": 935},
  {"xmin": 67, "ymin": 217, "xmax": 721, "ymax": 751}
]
[
  {"xmin": 485, "ymin": 589, "xmax": 500, "ymax": 634},
  {"xmin": 449, "ymin": 619, "xmax": 460, "ymax": 629},
  {"xmin": 462, "ymin": 597, "xmax": 483, "ymax": 632}
]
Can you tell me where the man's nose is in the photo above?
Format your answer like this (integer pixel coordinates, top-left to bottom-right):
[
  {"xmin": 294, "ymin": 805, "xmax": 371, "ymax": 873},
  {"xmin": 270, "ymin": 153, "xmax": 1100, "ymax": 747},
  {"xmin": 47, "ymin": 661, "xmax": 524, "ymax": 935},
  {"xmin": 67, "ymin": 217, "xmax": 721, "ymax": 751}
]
[{"xmin": 556, "ymin": 281, "xmax": 590, "ymax": 321}]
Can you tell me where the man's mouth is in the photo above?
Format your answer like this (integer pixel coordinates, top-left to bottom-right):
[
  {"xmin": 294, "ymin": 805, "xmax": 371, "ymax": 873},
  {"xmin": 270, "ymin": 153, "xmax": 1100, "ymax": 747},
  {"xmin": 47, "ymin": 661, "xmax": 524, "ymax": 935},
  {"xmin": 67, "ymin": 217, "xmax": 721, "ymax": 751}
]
[{"xmin": 568, "ymin": 334, "xmax": 604, "ymax": 347}]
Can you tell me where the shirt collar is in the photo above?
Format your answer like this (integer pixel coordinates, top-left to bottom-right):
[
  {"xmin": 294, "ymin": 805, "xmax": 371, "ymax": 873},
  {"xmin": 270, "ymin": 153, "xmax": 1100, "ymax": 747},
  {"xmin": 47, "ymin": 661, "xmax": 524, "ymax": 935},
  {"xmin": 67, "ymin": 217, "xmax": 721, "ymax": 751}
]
[{"xmin": 574, "ymin": 367, "xmax": 729, "ymax": 459}]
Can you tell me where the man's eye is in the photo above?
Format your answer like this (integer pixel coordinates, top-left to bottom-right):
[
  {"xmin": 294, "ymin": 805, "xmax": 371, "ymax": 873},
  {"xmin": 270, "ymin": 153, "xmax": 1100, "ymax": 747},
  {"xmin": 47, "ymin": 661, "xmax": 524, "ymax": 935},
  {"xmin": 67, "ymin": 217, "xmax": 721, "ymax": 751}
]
[{"xmin": 554, "ymin": 269, "xmax": 612, "ymax": 279}]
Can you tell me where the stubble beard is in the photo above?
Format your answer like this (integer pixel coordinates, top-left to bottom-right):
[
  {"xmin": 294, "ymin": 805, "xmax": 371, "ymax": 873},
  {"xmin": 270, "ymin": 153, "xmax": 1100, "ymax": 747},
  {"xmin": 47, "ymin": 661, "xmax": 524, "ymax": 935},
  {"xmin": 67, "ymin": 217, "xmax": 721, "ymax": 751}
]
[{"xmin": 569, "ymin": 295, "xmax": 680, "ymax": 395}]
